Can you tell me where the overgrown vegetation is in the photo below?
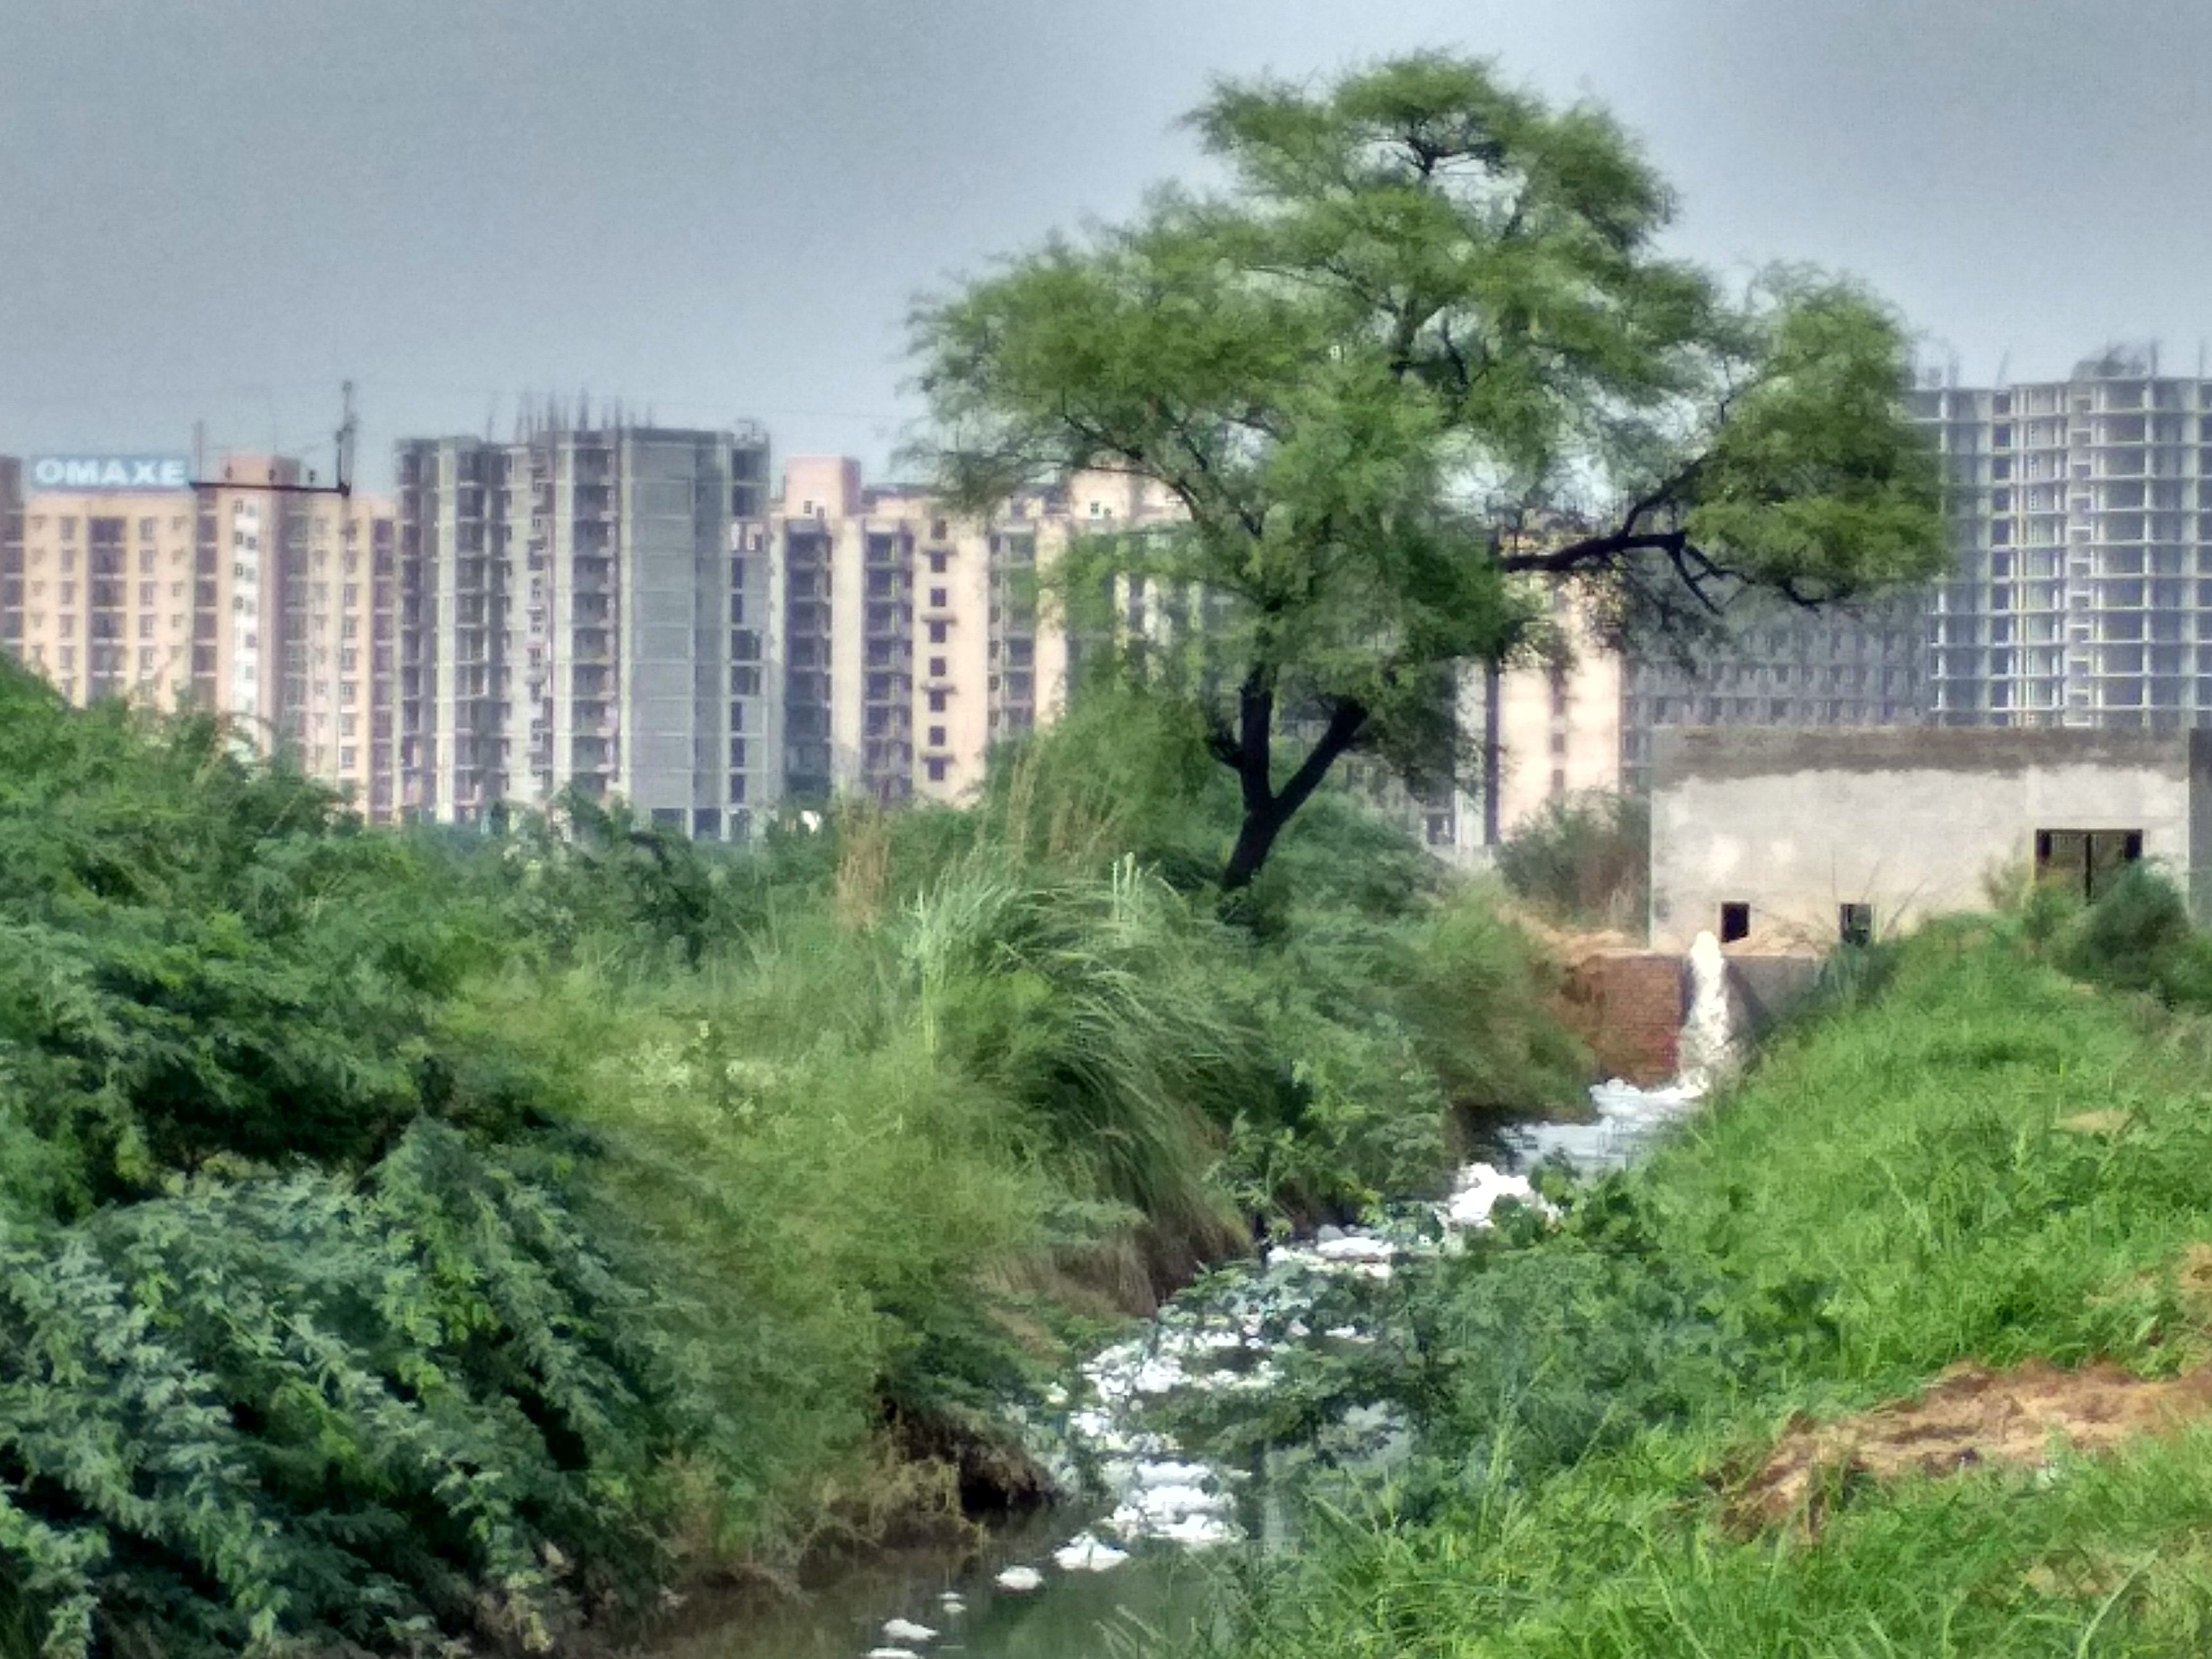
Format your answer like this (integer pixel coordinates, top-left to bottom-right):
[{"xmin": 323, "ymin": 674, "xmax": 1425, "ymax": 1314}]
[
  {"xmin": 0, "ymin": 664, "xmax": 1586, "ymax": 1658},
  {"xmin": 1495, "ymin": 789, "xmax": 1649, "ymax": 932},
  {"xmin": 1203, "ymin": 880, "xmax": 2212, "ymax": 1657}
]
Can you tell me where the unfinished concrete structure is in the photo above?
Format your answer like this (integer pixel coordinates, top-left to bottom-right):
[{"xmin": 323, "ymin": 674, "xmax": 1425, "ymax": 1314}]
[{"xmin": 1648, "ymin": 727, "xmax": 2212, "ymax": 952}]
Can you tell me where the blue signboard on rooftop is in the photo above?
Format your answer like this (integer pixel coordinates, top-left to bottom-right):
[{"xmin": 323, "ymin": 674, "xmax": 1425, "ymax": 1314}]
[{"xmin": 26, "ymin": 455, "xmax": 192, "ymax": 493}]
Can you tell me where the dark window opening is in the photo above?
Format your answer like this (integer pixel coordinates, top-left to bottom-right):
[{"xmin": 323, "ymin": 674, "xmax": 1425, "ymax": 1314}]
[
  {"xmin": 1839, "ymin": 903, "xmax": 1874, "ymax": 948},
  {"xmin": 1719, "ymin": 901, "xmax": 1750, "ymax": 944},
  {"xmin": 2033, "ymin": 828, "xmax": 2144, "ymax": 902}
]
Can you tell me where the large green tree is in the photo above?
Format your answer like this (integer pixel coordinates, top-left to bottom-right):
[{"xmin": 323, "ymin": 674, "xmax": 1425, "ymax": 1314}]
[{"xmin": 913, "ymin": 54, "xmax": 1947, "ymax": 891}]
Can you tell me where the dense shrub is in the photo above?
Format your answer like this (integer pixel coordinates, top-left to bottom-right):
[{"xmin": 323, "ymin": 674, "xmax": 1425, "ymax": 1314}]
[
  {"xmin": 1495, "ymin": 791, "xmax": 1649, "ymax": 932},
  {"xmin": 2058, "ymin": 862, "xmax": 2194, "ymax": 993}
]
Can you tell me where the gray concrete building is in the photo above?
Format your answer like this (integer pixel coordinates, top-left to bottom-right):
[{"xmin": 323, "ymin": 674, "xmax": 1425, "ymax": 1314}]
[
  {"xmin": 1618, "ymin": 589, "xmax": 1932, "ymax": 795},
  {"xmin": 1648, "ymin": 726, "xmax": 2212, "ymax": 952},
  {"xmin": 395, "ymin": 420, "xmax": 772, "ymax": 836},
  {"xmin": 1912, "ymin": 346, "xmax": 2212, "ymax": 733}
]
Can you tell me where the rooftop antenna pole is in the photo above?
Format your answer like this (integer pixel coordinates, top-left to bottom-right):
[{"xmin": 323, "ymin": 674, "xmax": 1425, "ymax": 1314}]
[
  {"xmin": 335, "ymin": 380, "xmax": 356, "ymax": 498},
  {"xmin": 189, "ymin": 382, "xmax": 357, "ymax": 498}
]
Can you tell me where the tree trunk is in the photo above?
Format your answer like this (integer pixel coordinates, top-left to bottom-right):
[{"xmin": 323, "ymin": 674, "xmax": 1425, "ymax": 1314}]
[
  {"xmin": 1216, "ymin": 697, "xmax": 1370, "ymax": 893},
  {"xmin": 1221, "ymin": 799, "xmax": 1291, "ymax": 892}
]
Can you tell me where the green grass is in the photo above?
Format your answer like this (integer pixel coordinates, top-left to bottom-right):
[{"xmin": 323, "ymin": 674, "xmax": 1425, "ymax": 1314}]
[{"xmin": 1209, "ymin": 924, "xmax": 2212, "ymax": 1657}]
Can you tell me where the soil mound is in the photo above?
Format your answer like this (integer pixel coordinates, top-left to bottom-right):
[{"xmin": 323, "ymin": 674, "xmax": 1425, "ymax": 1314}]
[{"xmin": 1735, "ymin": 1358, "xmax": 2212, "ymax": 1531}]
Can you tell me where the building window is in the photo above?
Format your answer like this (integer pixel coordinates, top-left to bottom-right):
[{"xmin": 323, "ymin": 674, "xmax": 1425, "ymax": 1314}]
[
  {"xmin": 929, "ymin": 551, "xmax": 948, "ymax": 574},
  {"xmin": 2033, "ymin": 828, "xmax": 2143, "ymax": 902},
  {"xmin": 1719, "ymin": 901, "xmax": 1750, "ymax": 944},
  {"xmin": 929, "ymin": 588, "xmax": 948, "ymax": 608},
  {"xmin": 1839, "ymin": 903, "xmax": 1874, "ymax": 948},
  {"xmin": 927, "ymin": 620, "xmax": 948, "ymax": 644},
  {"xmin": 927, "ymin": 725, "xmax": 946, "ymax": 747},
  {"xmin": 929, "ymin": 657, "xmax": 947, "ymax": 678},
  {"xmin": 925, "ymin": 757, "xmax": 949, "ymax": 783},
  {"xmin": 928, "ymin": 689, "xmax": 948, "ymax": 713}
]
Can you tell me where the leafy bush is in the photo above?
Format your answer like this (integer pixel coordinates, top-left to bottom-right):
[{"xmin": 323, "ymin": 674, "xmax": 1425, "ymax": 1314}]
[
  {"xmin": 0, "ymin": 1124, "xmax": 693, "ymax": 1659},
  {"xmin": 2058, "ymin": 862, "xmax": 2194, "ymax": 993}
]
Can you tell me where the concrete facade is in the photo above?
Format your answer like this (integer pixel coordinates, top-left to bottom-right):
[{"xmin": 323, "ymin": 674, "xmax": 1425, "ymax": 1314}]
[
  {"xmin": 1911, "ymin": 347, "xmax": 2212, "ymax": 732},
  {"xmin": 394, "ymin": 422, "xmax": 770, "ymax": 836},
  {"xmin": 1489, "ymin": 586, "xmax": 1626, "ymax": 836},
  {"xmin": 1619, "ymin": 589, "xmax": 1931, "ymax": 795},
  {"xmin": 1649, "ymin": 726, "xmax": 2212, "ymax": 952}
]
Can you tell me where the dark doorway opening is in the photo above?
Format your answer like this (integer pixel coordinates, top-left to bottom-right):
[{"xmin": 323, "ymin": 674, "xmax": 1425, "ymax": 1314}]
[
  {"xmin": 2033, "ymin": 828, "xmax": 2144, "ymax": 902},
  {"xmin": 1719, "ymin": 901, "xmax": 1750, "ymax": 944}
]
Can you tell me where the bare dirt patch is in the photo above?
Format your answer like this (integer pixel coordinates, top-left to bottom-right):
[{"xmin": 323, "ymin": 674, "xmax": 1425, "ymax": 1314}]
[
  {"xmin": 2057, "ymin": 1109, "xmax": 2138, "ymax": 1137},
  {"xmin": 1733, "ymin": 1359, "xmax": 2212, "ymax": 1532}
]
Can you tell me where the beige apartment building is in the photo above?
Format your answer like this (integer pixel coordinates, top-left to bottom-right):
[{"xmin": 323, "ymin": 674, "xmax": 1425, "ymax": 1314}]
[
  {"xmin": 1, "ymin": 451, "xmax": 398, "ymax": 816},
  {"xmin": 771, "ymin": 458, "xmax": 1182, "ymax": 805},
  {"xmin": 1485, "ymin": 585, "xmax": 1626, "ymax": 836},
  {"xmin": 768, "ymin": 455, "xmax": 1627, "ymax": 836}
]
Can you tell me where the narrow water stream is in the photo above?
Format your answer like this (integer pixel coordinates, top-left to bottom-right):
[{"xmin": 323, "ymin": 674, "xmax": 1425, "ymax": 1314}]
[{"xmin": 661, "ymin": 935, "xmax": 1738, "ymax": 1659}]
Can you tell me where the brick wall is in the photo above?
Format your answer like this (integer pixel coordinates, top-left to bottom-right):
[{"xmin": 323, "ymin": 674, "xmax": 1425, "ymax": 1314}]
[{"xmin": 1560, "ymin": 953, "xmax": 1685, "ymax": 1086}]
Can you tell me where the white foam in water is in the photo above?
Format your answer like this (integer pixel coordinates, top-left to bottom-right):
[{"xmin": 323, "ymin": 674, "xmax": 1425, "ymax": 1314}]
[
  {"xmin": 1504, "ymin": 930, "xmax": 1736, "ymax": 1176},
  {"xmin": 1676, "ymin": 929, "xmax": 1741, "ymax": 1094},
  {"xmin": 1053, "ymin": 1532, "xmax": 1131, "ymax": 1572},
  {"xmin": 1004, "ymin": 926, "xmax": 1736, "ymax": 1619}
]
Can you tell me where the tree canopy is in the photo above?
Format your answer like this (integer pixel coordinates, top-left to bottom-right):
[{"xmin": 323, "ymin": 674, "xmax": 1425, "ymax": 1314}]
[{"xmin": 912, "ymin": 53, "xmax": 1947, "ymax": 889}]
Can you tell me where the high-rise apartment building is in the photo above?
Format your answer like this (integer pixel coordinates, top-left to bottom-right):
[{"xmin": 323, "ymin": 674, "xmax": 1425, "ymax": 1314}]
[
  {"xmin": 1, "ymin": 450, "xmax": 399, "ymax": 812},
  {"xmin": 1615, "ymin": 589, "xmax": 1931, "ymax": 794},
  {"xmin": 1484, "ymin": 588, "xmax": 1628, "ymax": 833},
  {"xmin": 1912, "ymin": 347, "xmax": 2212, "ymax": 732},
  {"xmin": 393, "ymin": 422, "xmax": 770, "ymax": 835},
  {"xmin": 768, "ymin": 458, "xmax": 1177, "ymax": 806}
]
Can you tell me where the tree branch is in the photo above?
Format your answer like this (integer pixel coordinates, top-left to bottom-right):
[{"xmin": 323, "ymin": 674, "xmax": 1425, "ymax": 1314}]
[{"xmin": 1274, "ymin": 700, "xmax": 1370, "ymax": 823}]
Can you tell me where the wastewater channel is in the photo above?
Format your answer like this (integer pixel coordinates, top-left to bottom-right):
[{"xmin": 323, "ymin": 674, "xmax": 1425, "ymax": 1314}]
[{"xmin": 657, "ymin": 935, "xmax": 1739, "ymax": 1659}]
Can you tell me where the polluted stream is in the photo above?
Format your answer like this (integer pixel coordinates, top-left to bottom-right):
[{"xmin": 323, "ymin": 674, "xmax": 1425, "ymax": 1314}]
[{"xmin": 660, "ymin": 935, "xmax": 1739, "ymax": 1659}]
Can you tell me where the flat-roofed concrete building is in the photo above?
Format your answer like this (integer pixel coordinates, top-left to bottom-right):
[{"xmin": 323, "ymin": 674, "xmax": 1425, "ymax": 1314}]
[
  {"xmin": 1648, "ymin": 726, "xmax": 2212, "ymax": 952},
  {"xmin": 395, "ymin": 421, "xmax": 770, "ymax": 836}
]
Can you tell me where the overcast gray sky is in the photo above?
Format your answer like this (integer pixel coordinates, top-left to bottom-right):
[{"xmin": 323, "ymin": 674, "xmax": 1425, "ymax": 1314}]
[{"xmin": 5, "ymin": 0, "xmax": 2211, "ymax": 488}]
